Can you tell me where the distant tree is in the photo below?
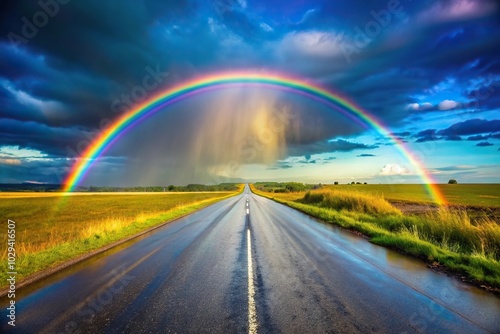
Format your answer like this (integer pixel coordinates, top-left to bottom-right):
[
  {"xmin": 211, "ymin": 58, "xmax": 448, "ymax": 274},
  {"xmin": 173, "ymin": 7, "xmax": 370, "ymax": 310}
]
[
  {"xmin": 334, "ymin": 181, "xmax": 339, "ymax": 185},
  {"xmin": 351, "ymin": 181, "xmax": 355, "ymax": 185},
  {"xmin": 364, "ymin": 182, "xmax": 367, "ymax": 185},
  {"xmin": 285, "ymin": 182, "xmax": 306, "ymax": 192},
  {"xmin": 448, "ymin": 179, "xmax": 458, "ymax": 184},
  {"xmin": 356, "ymin": 182, "xmax": 361, "ymax": 185}
]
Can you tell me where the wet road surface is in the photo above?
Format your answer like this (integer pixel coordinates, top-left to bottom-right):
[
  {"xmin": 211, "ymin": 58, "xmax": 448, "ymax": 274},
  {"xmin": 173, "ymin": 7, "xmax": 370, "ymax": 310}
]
[{"xmin": 1, "ymin": 186, "xmax": 499, "ymax": 333}]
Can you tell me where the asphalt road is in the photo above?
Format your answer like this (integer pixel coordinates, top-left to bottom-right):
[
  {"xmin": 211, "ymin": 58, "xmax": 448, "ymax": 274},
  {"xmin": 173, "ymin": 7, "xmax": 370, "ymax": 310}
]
[{"xmin": 2, "ymin": 185, "xmax": 500, "ymax": 333}]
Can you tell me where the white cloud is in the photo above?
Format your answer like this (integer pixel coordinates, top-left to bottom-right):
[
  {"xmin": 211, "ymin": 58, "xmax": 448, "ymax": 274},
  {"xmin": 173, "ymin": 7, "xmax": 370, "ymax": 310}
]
[
  {"xmin": 279, "ymin": 31, "xmax": 344, "ymax": 58},
  {"xmin": 0, "ymin": 146, "xmax": 47, "ymax": 162},
  {"xmin": 426, "ymin": 77, "xmax": 456, "ymax": 94},
  {"xmin": 2, "ymin": 80, "xmax": 64, "ymax": 118},
  {"xmin": 420, "ymin": 102, "xmax": 433, "ymax": 110},
  {"xmin": 208, "ymin": 17, "xmax": 217, "ymax": 33},
  {"xmin": 260, "ymin": 23, "xmax": 273, "ymax": 32},
  {"xmin": 237, "ymin": 0, "xmax": 247, "ymax": 9},
  {"xmin": 417, "ymin": 0, "xmax": 497, "ymax": 24},
  {"xmin": 408, "ymin": 103, "xmax": 419, "ymax": 110},
  {"xmin": 297, "ymin": 9, "xmax": 318, "ymax": 25},
  {"xmin": 408, "ymin": 102, "xmax": 433, "ymax": 111},
  {"xmin": 438, "ymin": 99, "xmax": 458, "ymax": 110},
  {"xmin": 380, "ymin": 164, "xmax": 411, "ymax": 176}
]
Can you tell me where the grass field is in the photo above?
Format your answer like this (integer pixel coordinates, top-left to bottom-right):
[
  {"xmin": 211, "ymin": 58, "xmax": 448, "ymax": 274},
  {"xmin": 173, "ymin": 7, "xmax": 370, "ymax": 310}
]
[
  {"xmin": 253, "ymin": 183, "xmax": 500, "ymax": 207},
  {"xmin": 0, "ymin": 190, "xmax": 240, "ymax": 287},
  {"xmin": 251, "ymin": 184, "xmax": 500, "ymax": 288},
  {"xmin": 323, "ymin": 184, "xmax": 500, "ymax": 207}
]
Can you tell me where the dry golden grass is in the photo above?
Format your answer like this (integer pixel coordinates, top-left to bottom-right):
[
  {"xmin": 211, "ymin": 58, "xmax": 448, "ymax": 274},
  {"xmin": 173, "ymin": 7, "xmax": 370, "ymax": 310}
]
[
  {"xmin": 301, "ymin": 189, "xmax": 401, "ymax": 216},
  {"xmin": 0, "ymin": 190, "xmax": 243, "ymax": 286},
  {"xmin": 324, "ymin": 184, "xmax": 500, "ymax": 207},
  {"xmin": 0, "ymin": 191, "xmax": 231, "ymax": 199},
  {"xmin": 0, "ymin": 193, "xmax": 233, "ymax": 262},
  {"xmin": 419, "ymin": 207, "xmax": 500, "ymax": 258}
]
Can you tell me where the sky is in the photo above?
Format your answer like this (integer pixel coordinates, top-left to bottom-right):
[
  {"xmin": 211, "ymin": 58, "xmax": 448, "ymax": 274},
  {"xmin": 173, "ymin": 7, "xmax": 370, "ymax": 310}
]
[{"xmin": 0, "ymin": 0, "xmax": 499, "ymax": 186}]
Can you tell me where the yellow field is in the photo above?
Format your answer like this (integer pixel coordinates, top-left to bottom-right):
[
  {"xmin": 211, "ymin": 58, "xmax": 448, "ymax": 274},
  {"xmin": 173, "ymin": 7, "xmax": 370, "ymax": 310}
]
[
  {"xmin": 0, "ymin": 190, "xmax": 239, "ymax": 286},
  {"xmin": 324, "ymin": 184, "xmax": 500, "ymax": 207},
  {"xmin": 0, "ymin": 191, "xmax": 231, "ymax": 198},
  {"xmin": 253, "ymin": 183, "xmax": 500, "ymax": 207}
]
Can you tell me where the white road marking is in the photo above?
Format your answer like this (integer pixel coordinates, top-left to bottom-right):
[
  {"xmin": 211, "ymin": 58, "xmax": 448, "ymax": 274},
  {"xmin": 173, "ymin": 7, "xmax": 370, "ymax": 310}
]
[{"xmin": 247, "ymin": 228, "xmax": 258, "ymax": 334}]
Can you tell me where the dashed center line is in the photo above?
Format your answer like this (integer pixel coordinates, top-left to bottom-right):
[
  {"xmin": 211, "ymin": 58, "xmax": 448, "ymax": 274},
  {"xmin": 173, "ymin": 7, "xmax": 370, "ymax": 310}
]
[{"xmin": 247, "ymin": 227, "xmax": 257, "ymax": 334}]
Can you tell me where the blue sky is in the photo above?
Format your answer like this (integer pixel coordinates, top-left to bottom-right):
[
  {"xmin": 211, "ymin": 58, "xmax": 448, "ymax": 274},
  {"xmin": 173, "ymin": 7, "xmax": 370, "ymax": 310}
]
[{"xmin": 0, "ymin": 0, "xmax": 499, "ymax": 186}]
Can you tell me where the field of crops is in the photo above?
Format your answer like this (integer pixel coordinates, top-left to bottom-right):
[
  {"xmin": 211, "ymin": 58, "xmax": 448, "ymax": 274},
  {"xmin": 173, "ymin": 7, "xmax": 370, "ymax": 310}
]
[
  {"xmin": 0, "ymin": 191, "xmax": 237, "ymax": 286},
  {"xmin": 324, "ymin": 184, "xmax": 500, "ymax": 207},
  {"xmin": 253, "ymin": 183, "xmax": 500, "ymax": 207}
]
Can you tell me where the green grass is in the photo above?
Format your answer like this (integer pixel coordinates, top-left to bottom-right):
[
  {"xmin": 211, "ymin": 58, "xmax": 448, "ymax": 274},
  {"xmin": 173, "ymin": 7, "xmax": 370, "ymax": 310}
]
[
  {"xmin": 0, "ymin": 190, "xmax": 240, "ymax": 287},
  {"xmin": 325, "ymin": 184, "xmax": 500, "ymax": 207},
  {"xmin": 301, "ymin": 189, "xmax": 401, "ymax": 216},
  {"xmin": 251, "ymin": 185, "xmax": 500, "ymax": 287}
]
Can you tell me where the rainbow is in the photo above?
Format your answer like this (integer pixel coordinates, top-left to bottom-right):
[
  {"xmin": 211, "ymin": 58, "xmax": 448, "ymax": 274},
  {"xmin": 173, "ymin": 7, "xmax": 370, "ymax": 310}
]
[{"xmin": 63, "ymin": 72, "xmax": 447, "ymax": 205}]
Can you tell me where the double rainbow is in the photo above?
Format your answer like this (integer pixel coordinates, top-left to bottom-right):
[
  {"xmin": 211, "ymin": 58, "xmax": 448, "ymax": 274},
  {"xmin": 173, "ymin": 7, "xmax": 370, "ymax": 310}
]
[{"xmin": 63, "ymin": 72, "xmax": 446, "ymax": 205}]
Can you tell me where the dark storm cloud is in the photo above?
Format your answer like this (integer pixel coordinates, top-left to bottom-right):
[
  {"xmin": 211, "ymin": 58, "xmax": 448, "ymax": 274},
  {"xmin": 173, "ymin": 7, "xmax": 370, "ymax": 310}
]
[
  {"xmin": 296, "ymin": 159, "xmax": 317, "ymax": 164},
  {"xmin": 476, "ymin": 141, "xmax": 494, "ymax": 147},
  {"xmin": 0, "ymin": 118, "xmax": 88, "ymax": 157},
  {"xmin": 357, "ymin": 154, "xmax": 376, "ymax": 157},
  {"xmin": 438, "ymin": 119, "xmax": 500, "ymax": 136},
  {"xmin": 0, "ymin": 0, "xmax": 210, "ymax": 177},
  {"xmin": 443, "ymin": 135, "xmax": 462, "ymax": 141},
  {"xmin": 224, "ymin": 0, "xmax": 500, "ymax": 128},
  {"xmin": 0, "ymin": 158, "xmax": 68, "ymax": 184},
  {"xmin": 465, "ymin": 76, "xmax": 500, "ymax": 110},
  {"xmin": 288, "ymin": 139, "xmax": 378, "ymax": 157},
  {"xmin": 467, "ymin": 134, "xmax": 489, "ymax": 141},
  {"xmin": 414, "ymin": 119, "xmax": 500, "ymax": 142},
  {"xmin": 466, "ymin": 132, "xmax": 500, "ymax": 141},
  {"xmin": 267, "ymin": 161, "xmax": 293, "ymax": 170},
  {"xmin": 415, "ymin": 129, "xmax": 439, "ymax": 142}
]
